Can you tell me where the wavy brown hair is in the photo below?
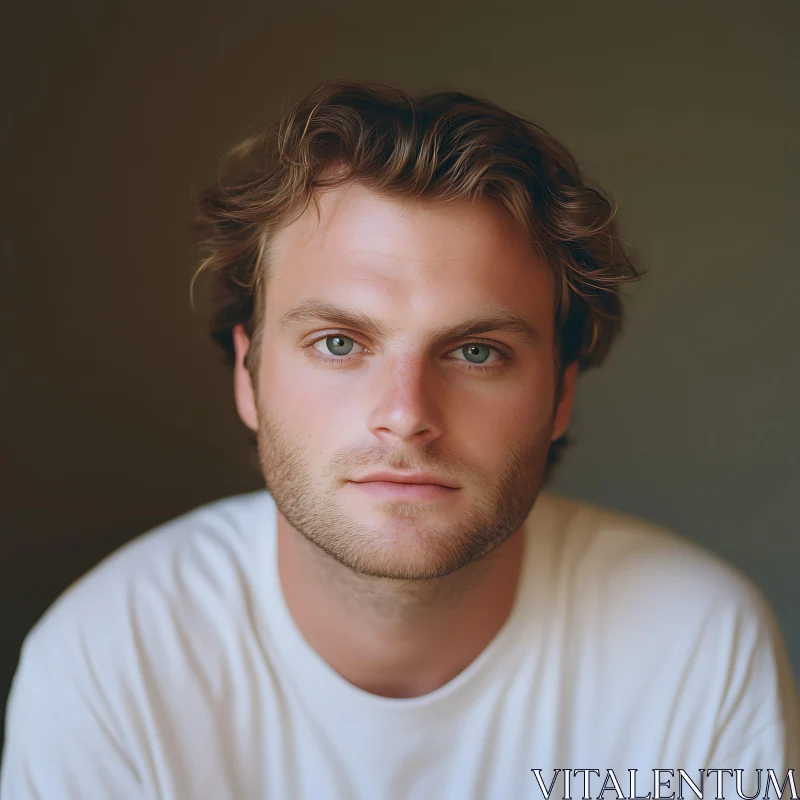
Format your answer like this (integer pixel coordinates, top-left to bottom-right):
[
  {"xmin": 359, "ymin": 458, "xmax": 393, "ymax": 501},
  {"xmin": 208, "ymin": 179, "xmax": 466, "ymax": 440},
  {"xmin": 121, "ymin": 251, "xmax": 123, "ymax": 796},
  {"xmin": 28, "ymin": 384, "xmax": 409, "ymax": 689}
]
[{"xmin": 192, "ymin": 79, "xmax": 643, "ymax": 475}]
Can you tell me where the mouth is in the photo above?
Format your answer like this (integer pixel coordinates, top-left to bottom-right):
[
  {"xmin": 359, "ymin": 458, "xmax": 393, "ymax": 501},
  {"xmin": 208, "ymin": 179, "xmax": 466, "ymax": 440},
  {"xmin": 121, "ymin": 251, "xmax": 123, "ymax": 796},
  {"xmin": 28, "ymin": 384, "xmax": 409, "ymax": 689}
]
[{"xmin": 347, "ymin": 480, "xmax": 459, "ymax": 500}]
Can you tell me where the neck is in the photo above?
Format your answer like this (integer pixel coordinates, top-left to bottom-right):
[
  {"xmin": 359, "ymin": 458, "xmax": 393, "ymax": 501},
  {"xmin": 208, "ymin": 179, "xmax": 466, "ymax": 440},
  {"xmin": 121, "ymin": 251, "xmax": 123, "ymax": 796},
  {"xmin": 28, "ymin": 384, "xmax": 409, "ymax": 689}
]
[{"xmin": 276, "ymin": 514, "xmax": 527, "ymax": 698}]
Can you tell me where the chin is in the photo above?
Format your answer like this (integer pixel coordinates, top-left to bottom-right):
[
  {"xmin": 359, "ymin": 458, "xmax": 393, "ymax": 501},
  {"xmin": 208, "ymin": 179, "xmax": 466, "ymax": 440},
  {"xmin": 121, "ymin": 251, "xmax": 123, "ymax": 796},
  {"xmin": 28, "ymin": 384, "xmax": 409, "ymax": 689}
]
[
  {"xmin": 327, "ymin": 519, "xmax": 498, "ymax": 581},
  {"xmin": 340, "ymin": 548, "xmax": 464, "ymax": 581}
]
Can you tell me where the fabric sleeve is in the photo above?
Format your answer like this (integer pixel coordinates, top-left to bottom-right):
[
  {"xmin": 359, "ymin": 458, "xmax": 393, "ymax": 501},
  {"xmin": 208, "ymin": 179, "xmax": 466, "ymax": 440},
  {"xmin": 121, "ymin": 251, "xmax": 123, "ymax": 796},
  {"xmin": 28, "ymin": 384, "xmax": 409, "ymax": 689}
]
[
  {"xmin": 706, "ymin": 582, "xmax": 800, "ymax": 782},
  {"xmin": 0, "ymin": 632, "xmax": 144, "ymax": 800}
]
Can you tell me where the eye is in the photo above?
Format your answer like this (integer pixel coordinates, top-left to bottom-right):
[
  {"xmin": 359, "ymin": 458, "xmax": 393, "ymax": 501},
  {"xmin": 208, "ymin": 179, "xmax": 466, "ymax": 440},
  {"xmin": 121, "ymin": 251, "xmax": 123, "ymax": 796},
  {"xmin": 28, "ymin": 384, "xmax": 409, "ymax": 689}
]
[
  {"xmin": 312, "ymin": 335, "xmax": 364, "ymax": 357},
  {"xmin": 453, "ymin": 343, "xmax": 493, "ymax": 365}
]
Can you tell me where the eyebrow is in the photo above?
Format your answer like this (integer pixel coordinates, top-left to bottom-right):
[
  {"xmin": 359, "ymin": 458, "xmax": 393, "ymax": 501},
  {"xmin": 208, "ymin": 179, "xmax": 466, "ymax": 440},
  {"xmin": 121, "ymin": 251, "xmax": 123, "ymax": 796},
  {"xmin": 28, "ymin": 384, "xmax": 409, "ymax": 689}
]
[{"xmin": 277, "ymin": 299, "xmax": 541, "ymax": 346}]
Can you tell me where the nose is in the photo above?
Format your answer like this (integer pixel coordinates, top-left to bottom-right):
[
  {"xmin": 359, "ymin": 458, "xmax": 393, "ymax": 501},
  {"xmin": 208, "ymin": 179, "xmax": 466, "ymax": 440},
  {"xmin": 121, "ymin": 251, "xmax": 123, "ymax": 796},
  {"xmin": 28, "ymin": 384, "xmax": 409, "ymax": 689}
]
[{"xmin": 366, "ymin": 354, "xmax": 443, "ymax": 448}]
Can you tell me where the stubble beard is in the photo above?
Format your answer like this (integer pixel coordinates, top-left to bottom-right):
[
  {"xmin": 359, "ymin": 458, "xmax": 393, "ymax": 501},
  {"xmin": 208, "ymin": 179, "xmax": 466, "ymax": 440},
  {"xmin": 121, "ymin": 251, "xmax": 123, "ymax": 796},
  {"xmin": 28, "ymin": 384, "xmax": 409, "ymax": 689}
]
[{"xmin": 255, "ymin": 405, "xmax": 553, "ymax": 581}]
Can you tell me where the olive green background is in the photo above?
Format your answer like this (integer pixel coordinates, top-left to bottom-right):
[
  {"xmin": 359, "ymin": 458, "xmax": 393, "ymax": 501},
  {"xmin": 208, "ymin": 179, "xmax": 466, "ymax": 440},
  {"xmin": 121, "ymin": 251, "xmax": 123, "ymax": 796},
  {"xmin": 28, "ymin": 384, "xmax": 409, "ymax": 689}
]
[{"xmin": 2, "ymin": 1, "xmax": 798, "ymax": 741}]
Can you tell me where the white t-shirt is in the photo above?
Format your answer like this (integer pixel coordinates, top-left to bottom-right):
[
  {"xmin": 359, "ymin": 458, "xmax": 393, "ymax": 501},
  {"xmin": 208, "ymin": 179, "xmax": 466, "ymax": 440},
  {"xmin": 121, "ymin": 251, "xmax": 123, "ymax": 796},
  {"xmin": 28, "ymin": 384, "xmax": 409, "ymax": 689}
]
[{"xmin": 2, "ymin": 490, "xmax": 798, "ymax": 799}]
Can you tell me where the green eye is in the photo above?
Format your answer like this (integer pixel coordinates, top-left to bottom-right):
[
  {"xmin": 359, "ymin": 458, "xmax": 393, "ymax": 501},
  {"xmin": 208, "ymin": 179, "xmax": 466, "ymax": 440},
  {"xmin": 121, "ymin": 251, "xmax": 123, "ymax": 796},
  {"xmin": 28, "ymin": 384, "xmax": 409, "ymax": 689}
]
[
  {"xmin": 460, "ymin": 344, "xmax": 491, "ymax": 364},
  {"xmin": 322, "ymin": 335, "xmax": 354, "ymax": 356}
]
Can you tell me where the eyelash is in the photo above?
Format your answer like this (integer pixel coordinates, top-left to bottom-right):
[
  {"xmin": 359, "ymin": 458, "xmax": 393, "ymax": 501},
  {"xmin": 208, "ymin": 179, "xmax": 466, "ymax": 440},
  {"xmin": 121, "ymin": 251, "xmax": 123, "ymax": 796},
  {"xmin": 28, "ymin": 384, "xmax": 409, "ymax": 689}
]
[{"xmin": 305, "ymin": 332, "xmax": 510, "ymax": 374}]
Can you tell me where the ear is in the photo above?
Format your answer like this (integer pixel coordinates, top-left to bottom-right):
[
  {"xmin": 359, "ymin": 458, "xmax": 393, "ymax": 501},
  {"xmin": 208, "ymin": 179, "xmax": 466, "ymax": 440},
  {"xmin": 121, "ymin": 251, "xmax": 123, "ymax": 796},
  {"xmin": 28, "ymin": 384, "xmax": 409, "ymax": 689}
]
[
  {"xmin": 551, "ymin": 360, "xmax": 579, "ymax": 442},
  {"xmin": 232, "ymin": 324, "xmax": 259, "ymax": 432}
]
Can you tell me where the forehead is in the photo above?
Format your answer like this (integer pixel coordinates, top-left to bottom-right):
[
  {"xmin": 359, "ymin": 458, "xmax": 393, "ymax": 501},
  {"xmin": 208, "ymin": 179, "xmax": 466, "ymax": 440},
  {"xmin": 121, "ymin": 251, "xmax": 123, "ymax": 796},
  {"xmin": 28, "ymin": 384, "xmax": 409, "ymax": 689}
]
[{"xmin": 265, "ymin": 184, "xmax": 554, "ymax": 332}]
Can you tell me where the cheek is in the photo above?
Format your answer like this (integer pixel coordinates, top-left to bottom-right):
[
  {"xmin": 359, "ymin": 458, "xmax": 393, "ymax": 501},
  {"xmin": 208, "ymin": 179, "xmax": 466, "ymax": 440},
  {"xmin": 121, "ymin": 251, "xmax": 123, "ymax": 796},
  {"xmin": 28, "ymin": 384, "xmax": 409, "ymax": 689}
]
[
  {"xmin": 448, "ymin": 381, "xmax": 553, "ymax": 462},
  {"xmin": 259, "ymin": 353, "xmax": 355, "ymax": 446}
]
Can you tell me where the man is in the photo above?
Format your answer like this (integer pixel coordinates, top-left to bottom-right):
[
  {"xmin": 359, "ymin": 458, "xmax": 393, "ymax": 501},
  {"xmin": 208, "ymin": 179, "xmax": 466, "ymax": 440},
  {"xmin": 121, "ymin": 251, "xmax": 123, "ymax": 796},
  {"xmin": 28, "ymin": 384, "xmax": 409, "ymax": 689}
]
[{"xmin": 2, "ymin": 80, "xmax": 798, "ymax": 799}]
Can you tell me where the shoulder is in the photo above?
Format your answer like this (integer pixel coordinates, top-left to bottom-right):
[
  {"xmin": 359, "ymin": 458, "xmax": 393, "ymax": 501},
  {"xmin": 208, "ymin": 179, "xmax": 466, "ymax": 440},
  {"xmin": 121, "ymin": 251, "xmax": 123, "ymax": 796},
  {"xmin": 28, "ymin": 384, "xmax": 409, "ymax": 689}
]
[
  {"xmin": 533, "ymin": 492, "xmax": 799, "ymax": 754},
  {"xmin": 2, "ymin": 491, "xmax": 277, "ymax": 792},
  {"xmin": 531, "ymin": 490, "xmax": 794, "ymax": 692},
  {"xmin": 19, "ymin": 490, "xmax": 275, "ymax": 676},
  {"xmin": 537, "ymin": 491, "xmax": 769, "ymax": 624}
]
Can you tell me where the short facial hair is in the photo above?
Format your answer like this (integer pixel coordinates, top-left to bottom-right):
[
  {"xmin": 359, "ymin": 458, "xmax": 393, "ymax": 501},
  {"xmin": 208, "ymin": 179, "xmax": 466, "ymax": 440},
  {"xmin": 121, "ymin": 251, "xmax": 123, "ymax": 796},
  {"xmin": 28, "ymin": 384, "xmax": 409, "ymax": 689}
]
[{"xmin": 255, "ymin": 400, "xmax": 555, "ymax": 581}]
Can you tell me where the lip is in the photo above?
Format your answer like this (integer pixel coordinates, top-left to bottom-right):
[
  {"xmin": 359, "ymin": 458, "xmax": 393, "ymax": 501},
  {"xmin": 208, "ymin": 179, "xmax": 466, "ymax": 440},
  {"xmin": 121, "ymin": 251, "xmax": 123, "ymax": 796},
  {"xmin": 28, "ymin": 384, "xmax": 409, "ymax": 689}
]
[
  {"xmin": 348, "ymin": 481, "xmax": 458, "ymax": 500},
  {"xmin": 351, "ymin": 471, "xmax": 458, "ymax": 488}
]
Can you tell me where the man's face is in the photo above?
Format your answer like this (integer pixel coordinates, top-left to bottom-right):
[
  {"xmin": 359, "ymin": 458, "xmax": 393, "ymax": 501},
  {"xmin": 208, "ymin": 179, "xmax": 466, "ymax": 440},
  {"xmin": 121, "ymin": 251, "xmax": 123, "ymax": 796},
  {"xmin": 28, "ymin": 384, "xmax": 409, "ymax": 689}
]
[{"xmin": 233, "ymin": 184, "xmax": 577, "ymax": 580}]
